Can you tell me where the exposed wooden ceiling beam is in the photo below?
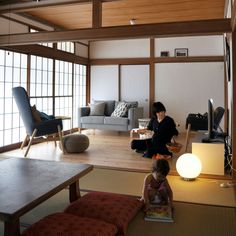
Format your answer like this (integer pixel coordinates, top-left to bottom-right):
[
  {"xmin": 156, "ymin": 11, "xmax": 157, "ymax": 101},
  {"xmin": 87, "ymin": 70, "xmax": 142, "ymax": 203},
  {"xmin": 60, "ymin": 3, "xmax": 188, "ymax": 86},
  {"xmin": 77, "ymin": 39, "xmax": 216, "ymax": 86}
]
[
  {"xmin": 0, "ymin": 19, "xmax": 231, "ymax": 46},
  {"xmin": 92, "ymin": 0, "xmax": 102, "ymax": 28},
  {"xmin": 2, "ymin": 44, "xmax": 88, "ymax": 64},
  {"xmin": 232, "ymin": 0, "xmax": 236, "ymax": 31},
  {"xmin": 0, "ymin": 0, "xmax": 119, "ymax": 14}
]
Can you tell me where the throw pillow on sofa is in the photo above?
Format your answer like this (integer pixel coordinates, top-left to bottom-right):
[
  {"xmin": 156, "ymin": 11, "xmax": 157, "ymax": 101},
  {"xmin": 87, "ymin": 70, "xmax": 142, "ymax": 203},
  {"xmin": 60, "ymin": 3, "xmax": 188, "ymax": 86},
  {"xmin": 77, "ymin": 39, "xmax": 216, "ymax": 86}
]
[
  {"xmin": 124, "ymin": 101, "xmax": 139, "ymax": 117},
  {"xmin": 94, "ymin": 100, "xmax": 115, "ymax": 116},
  {"xmin": 90, "ymin": 102, "xmax": 105, "ymax": 116},
  {"xmin": 111, "ymin": 101, "xmax": 129, "ymax": 117}
]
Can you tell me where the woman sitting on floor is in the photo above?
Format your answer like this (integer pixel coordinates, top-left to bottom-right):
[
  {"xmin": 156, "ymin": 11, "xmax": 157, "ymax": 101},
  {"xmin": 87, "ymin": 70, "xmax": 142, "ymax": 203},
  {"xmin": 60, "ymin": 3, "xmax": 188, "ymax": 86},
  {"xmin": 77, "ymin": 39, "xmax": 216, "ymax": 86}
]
[{"xmin": 131, "ymin": 102, "xmax": 178, "ymax": 158}]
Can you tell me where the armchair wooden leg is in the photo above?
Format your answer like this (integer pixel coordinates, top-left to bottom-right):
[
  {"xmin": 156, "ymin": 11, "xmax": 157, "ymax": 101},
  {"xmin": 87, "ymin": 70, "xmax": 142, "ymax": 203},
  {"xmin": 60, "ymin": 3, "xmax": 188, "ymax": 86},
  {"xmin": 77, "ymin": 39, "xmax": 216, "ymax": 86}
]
[
  {"xmin": 21, "ymin": 134, "xmax": 29, "ymax": 149},
  {"xmin": 24, "ymin": 129, "xmax": 37, "ymax": 157},
  {"xmin": 53, "ymin": 134, "xmax": 57, "ymax": 147},
  {"xmin": 57, "ymin": 125, "xmax": 65, "ymax": 154},
  {"xmin": 184, "ymin": 124, "xmax": 191, "ymax": 152}
]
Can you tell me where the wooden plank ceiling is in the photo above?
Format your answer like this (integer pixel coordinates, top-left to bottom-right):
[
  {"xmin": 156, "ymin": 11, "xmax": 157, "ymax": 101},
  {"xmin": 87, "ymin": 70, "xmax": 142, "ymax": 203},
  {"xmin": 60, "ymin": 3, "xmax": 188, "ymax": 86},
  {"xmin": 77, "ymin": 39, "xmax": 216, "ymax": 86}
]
[{"xmin": 0, "ymin": 0, "xmax": 225, "ymax": 30}]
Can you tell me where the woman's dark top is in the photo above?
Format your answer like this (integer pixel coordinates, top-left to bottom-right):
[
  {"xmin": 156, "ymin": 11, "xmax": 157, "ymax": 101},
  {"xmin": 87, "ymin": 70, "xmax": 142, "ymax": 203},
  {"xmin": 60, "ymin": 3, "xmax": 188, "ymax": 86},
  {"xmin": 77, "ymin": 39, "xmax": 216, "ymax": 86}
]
[{"xmin": 146, "ymin": 116, "xmax": 178, "ymax": 156}]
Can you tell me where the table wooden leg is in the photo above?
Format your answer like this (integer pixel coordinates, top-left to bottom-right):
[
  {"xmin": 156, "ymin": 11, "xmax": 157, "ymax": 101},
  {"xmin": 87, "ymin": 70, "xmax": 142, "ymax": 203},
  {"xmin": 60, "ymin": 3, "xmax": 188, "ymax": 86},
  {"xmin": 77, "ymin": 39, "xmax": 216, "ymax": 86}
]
[
  {"xmin": 69, "ymin": 180, "xmax": 81, "ymax": 202},
  {"xmin": 4, "ymin": 218, "xmax": 20, "ymax": 236}
]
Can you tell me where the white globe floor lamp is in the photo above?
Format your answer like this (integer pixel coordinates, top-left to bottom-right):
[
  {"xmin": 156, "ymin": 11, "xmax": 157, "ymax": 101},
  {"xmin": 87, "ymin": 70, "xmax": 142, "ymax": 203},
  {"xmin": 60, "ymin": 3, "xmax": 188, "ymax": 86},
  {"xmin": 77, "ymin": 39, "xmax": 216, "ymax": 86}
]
[{"xmin": 176, "ymin": 153, "xmax": 202, "ymax": 181}]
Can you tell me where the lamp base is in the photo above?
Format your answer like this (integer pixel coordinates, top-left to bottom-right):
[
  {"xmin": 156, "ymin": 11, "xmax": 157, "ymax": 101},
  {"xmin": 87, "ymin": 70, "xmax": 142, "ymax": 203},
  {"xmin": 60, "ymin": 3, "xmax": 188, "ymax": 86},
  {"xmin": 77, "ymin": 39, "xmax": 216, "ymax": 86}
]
[{"xmin": 181, "ymin": 177, "xmax": 196, "ymax": 181}]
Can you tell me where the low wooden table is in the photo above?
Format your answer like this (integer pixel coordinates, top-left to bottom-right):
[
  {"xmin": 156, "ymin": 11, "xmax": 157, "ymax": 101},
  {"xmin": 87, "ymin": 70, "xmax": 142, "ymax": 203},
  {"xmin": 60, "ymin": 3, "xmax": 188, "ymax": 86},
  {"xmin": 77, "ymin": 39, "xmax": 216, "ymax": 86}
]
[
  {"xmin": 130, "ymin": 128, "xmax": 153, "ymax": 140},
  {"xmin": 0, "ymin": 158, "xmax": 93, "ymax": 236}
]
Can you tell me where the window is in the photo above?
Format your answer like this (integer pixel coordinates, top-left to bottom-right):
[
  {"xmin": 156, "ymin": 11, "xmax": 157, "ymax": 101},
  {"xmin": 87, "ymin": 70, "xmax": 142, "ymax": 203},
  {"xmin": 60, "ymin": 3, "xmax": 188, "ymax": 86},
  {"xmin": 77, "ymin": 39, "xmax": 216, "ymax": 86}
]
[
  {"xmin": 0, "ymin": 50, "xmax": 27, "ymax": 147},
  {"xmin": 73, "ymin": 64, "xmax": 87, "ymax": 127},
  {"xmin": 30, "ymin": 55, "xmax": 54, "ymax": 115},
  {"xmin": 0, "ymin": 48, "xmax": 87, "ymax": 150},
  {"xmin": 55, "ymin": 60, "xmax": 73, "ymax": 130},
  {"xmin": 57, "ymin": 42, "xmax": 75, "ymax": 53},
  {"xmin": 30, "ymin": 28, "xmax": 53, "ymax": 48}
]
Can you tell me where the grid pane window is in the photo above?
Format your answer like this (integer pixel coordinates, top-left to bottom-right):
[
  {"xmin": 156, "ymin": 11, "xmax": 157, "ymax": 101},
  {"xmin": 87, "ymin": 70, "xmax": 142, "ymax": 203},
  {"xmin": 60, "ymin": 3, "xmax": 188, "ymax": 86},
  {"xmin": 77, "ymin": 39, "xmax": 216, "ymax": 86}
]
[
  {"xmin": 30, "ymin": 56, "xmax": 53, "ymax": 113},
  {"xmin": 73, "ymin": 64, "xmax": 87, "ymax": 127},
  {"xmin": 55, "ymin": 60, "xmax": 73, "ymax": 130},
  {"xmin": 57, "ymin": 42, "xmax": 75, "ymax": 54},
  {"xmin": 0, "ymin": 48, "xmax": 87, "ymax": 150},
  {"xmin": 30, "ymin": 29, "xmax": 53, "ymax": 48},
  {"xmin": 0, "ymin": 50, "xmax": 27, "ymax": 148}
]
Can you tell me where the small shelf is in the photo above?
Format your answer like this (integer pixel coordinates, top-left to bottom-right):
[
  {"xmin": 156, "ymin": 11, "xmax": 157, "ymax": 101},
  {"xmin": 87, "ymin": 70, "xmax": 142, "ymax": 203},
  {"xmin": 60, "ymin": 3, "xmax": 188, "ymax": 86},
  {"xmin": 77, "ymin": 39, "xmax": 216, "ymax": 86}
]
[{"xmin": 154, "ymin": 56, "xmax": 224, "ymax": 63}]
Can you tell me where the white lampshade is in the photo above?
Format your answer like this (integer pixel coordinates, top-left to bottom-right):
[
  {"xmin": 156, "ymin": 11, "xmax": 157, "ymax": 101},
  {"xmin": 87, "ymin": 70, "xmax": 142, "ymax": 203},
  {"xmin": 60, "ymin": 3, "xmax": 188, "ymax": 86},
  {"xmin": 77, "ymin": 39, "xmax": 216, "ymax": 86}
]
[{"xmin": 176, "ymin": 153, "xmax": 202, "ymax": 180}]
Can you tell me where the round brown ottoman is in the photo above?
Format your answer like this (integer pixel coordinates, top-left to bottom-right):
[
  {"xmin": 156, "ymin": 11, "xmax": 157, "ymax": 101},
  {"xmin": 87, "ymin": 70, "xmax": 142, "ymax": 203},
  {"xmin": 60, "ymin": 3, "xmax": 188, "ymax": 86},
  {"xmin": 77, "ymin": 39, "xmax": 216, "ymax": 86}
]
[{"xmin": 62, "ymin": 134, "xmax": 89, "ymax": 153}]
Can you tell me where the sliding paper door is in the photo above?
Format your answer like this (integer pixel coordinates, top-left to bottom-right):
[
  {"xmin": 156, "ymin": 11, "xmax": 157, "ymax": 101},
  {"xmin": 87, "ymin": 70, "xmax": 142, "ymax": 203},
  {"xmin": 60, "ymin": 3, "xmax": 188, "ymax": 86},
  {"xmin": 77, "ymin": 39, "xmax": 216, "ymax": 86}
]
[{"xmin": 120, "ymin": 65, "xmax": 150, "ymax": 117}]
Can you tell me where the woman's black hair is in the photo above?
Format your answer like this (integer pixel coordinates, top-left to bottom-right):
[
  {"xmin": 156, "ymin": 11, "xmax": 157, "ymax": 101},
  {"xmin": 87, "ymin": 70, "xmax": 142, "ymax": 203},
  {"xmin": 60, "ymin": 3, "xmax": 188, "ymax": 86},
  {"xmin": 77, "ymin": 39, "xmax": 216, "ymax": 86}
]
[
  {"xmin": 152, "ymin": 102, "xmax": 166, "ymax": 116},
  {"xmin": 152, "ymin": 159, "xmax": 170, "ymax": 177}
]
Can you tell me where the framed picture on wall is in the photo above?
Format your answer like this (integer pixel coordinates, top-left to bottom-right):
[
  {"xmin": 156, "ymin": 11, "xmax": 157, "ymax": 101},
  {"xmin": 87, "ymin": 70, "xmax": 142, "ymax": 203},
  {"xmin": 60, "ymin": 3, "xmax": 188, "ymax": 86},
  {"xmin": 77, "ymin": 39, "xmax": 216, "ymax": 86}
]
[
  {"xmin": 160, "ymin": 51, "xmax": 169, "ymax": 57},
  {"xmin": 175, "ymin": 48, "xmax": 188, "ymax": 57}
]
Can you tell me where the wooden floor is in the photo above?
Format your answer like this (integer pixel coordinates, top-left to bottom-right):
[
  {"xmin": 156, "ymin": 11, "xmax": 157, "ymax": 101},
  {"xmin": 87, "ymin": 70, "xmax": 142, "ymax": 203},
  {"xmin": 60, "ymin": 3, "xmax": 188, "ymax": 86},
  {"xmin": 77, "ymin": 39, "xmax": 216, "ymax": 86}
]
[
  {"xmin": 1, "ymin": 130, "xmax": 235, "ymax": 207},
  {"xmin": 1, "ymin": 128, "xmax": 222, "ymax": 176},
  {"xmin": 1, "ymin": 129, "xmax": 190, "ymax": 174}
]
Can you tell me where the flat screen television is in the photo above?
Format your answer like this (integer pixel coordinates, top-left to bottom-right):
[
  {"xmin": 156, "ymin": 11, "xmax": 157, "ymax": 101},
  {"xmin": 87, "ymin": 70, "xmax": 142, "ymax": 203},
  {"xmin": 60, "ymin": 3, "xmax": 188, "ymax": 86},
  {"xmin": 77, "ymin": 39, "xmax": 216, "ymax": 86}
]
[
  {"xmin": 202, "ymin": 99, "xmax": 225, "ymax": 143},
  {"xmin": 208, "ymin": 98, "xmax": 214, "ymax": 139}
]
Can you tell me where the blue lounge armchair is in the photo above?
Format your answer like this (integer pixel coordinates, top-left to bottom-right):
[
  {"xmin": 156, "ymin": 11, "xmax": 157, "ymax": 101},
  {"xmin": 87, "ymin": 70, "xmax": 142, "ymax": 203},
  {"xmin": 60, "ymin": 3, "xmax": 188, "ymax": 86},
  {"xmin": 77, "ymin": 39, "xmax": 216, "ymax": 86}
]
[{"xmin": 12, "ymin": 86, "xmax": 65, "ymax": 157}]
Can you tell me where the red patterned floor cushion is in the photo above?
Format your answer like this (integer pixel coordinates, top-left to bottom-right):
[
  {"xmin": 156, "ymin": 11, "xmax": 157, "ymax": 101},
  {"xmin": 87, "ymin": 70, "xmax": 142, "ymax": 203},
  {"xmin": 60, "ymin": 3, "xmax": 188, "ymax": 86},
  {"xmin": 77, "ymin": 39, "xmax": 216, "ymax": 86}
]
[
  {"xmin": 64, "ymin": 191, "xmax": 144, "ymax": 234},
  {"xmin": 21, "ymin": 212, "xmax": 117, "ymax": 236}
]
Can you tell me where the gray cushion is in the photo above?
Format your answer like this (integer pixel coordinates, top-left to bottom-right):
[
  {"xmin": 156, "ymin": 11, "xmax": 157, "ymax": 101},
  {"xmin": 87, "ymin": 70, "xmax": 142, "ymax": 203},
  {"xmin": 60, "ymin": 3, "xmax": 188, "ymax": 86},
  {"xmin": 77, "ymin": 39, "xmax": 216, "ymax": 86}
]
[
  {"xmin": 123, "ymin": 101, "xmax": 139, "ymax": 117},
  {"xmin": 104, "ymin": 117, "xmax": 129, "ymax": 126},
  {"xmin": 94, "ymin": 100, "xmax": 115, "ymax": 116},
  {"xmin": 125, "ymin": 101, "xmax": 138, "ymax": 109},
  {"xmin": 63, "ymin": 134, "xmax": 89, "ymax": 153},
  {"xmin": 81, "ymin": 116, "xmax": 104, "ymax": 124},
  {"xmin": 111, "ymin": 102, "xmax": 129, "ymax": 117},
  {"xmin": 90, "ymin": 103, "xmax": 105, "ymax": 116}
]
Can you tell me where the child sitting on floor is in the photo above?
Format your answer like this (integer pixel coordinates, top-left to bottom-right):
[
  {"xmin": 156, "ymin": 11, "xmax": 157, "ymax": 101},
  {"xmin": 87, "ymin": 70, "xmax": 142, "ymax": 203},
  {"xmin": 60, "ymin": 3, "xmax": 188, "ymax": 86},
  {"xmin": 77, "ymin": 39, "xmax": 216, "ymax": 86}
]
[{"xmin": 140, "ymin": 159, "xmax": 173, "ymax": 211}]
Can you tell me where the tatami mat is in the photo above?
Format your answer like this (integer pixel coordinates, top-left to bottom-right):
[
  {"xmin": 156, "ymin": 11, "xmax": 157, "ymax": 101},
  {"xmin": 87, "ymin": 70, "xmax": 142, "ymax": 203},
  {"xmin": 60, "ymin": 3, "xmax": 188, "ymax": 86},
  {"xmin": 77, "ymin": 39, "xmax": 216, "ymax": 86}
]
[
  {"xmin": 80, "ymin": 168, "xmax": 236, "ymax": 207},
  {"xmin": 127, "ymin": 202, "xmax": 236, "ymax": 236}
]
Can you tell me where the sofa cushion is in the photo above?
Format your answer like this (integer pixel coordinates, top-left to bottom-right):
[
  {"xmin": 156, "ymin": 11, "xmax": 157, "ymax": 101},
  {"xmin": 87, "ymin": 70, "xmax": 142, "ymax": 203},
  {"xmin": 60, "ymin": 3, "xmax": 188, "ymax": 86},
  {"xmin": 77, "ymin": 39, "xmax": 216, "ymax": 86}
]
[
  {"xmin": 90, "ymin": 102, "xmax": 105, "ymax": 116},
  {"xmin": 124, "ymin": 101, "xmax": 139, "ymax": 117},
  {"xmin": 104, "ymin": 117, "xmax": 129, "ymax": 126},
  {"xmin": 81, "ymin": 116, "xmax": 104, "ymax": 124},
  {"xmin": 64, "ymin": 191, "xmax": 143, "ymax": 235},
  {"xmin": 95, "ymin": 100, "xmax": 115, "ymax": 116},
  {"xmin": 111, "ymin": 102, "xmax": 129, "ymax": 117},
  {"xmin": 22, "ymin": 212, "xmax": 118, "ymax": 236}
]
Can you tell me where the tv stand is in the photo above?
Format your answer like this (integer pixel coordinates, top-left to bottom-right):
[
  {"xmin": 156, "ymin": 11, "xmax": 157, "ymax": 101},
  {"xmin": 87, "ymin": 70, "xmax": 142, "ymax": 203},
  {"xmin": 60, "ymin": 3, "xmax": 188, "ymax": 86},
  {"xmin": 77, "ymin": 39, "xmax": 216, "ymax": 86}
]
[
  {"xmin": 202, "ymin": 131, "xmax": 226, "ymax": 143},
  {"xmin": 202, "ymin": 137, "xmax": 224, "ymax": 143},
  {"xmin": 192, "ymin": 142, "xmax": 224, "ymax": 175}
]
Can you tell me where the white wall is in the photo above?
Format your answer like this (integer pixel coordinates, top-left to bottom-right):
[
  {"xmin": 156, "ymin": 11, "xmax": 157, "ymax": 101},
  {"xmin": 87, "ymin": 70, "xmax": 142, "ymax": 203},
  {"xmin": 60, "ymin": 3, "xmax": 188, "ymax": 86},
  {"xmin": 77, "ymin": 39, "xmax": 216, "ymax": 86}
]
[
  {"xmin": 75, "ymin": 42, "xmax": 88, "ymax": 58},
  {"xmin": 90, "ymin": 65, "xmax": 119, "ymax": 101},
  {"xmin": 90, "ymin": 39, "xmax": 150, "ymax": 58},
  {"xmin": 0, "ymin": 17, "xmax": 28, "ymax": 35},
  {"xmin": 155, "ymin": 36, "xmax": 224, "ymax": 57},
  {"xmin": 155, "ymin": 62, "xmax": 225, "ymax": 132},
  {"xmin": 90, "ymin": 36, "xmax": 225, "ymax": 132}
]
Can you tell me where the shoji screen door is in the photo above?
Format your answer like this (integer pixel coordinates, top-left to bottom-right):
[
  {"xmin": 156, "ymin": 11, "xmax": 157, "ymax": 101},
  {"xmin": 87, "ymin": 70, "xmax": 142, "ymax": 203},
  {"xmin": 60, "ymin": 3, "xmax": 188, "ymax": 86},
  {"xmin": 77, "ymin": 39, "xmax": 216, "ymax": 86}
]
[{"xmin": 120, "ymin": 65, "xmax": 150, "ymax": 117}]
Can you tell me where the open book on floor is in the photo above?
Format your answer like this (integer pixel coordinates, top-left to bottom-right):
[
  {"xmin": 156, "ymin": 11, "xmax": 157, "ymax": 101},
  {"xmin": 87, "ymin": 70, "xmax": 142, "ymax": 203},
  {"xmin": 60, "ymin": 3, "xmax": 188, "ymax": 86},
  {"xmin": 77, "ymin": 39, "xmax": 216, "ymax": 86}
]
[{"xmin": 144, "ymin": 204, "xmax": 173, "ymax": 223}]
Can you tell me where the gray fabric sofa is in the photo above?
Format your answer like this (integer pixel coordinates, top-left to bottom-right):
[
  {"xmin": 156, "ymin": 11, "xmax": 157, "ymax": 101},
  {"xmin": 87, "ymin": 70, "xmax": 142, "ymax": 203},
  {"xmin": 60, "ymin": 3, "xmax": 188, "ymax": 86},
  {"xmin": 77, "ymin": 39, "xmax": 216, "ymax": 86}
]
[{"xmin": 78, "ymin": 100, "xmax": 143, "ymax": 131}]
